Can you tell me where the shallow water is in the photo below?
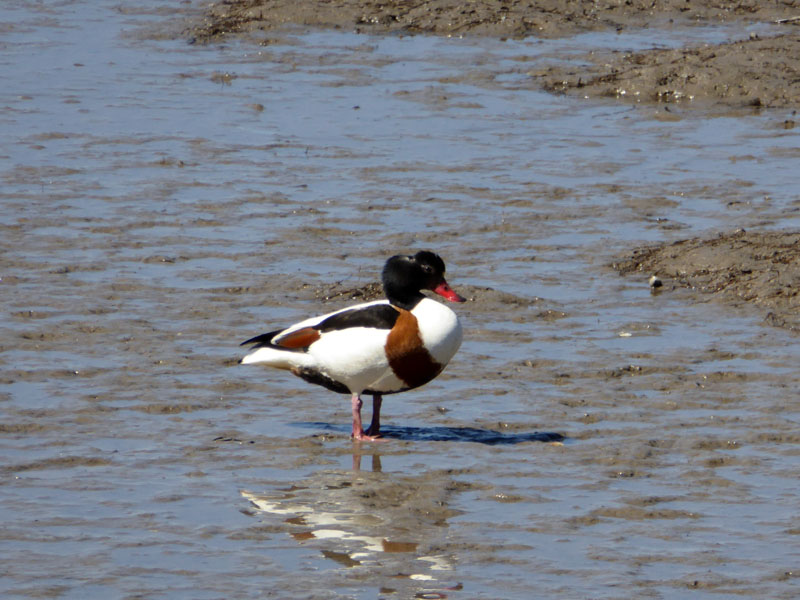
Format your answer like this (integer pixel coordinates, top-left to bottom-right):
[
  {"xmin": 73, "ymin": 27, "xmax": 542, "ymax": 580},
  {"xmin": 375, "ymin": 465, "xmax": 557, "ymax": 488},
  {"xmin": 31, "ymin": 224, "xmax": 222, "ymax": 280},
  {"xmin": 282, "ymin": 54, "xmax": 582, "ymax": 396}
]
[{"xmin": 2, "ymin": 1, "xmax": 799, "ymax": 599}]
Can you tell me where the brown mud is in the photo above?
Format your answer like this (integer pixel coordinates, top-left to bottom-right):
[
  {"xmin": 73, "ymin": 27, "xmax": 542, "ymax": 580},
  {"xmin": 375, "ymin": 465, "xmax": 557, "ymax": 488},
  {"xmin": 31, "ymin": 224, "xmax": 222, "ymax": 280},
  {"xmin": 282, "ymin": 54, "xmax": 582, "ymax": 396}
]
[
  {"xmin": 189, "ymin": 1, "xmax": 800, "ymax": 110},
  {"xmin": 541, "ymin": 30, "xmax": 800, "ymax": 111},
  {"xmin": 613, "ymin": 229, "xmax": 800, "ymax": 331},
  {"xmin": 190, "ymin": 0, "xmax": 799, "ymax": 42}
]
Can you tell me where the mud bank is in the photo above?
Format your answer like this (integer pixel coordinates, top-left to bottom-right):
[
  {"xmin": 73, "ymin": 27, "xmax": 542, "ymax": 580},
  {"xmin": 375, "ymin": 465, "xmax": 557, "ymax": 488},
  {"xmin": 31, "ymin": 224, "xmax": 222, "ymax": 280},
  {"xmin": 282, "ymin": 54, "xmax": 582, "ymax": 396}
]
[
  {"xmin": 189, "ymin": 0, "xmax": 800, "ymax": 41},
  {"xmin": 540, "ymin": 30, "xmax": 800, "ymax": 110},
  {"xmin": 188, "ymin": 1, "xmax": 800, "ymax": 110},
  {"xmin": 614, "ymin": 229, "xmax": 800, "ymax": 331}
]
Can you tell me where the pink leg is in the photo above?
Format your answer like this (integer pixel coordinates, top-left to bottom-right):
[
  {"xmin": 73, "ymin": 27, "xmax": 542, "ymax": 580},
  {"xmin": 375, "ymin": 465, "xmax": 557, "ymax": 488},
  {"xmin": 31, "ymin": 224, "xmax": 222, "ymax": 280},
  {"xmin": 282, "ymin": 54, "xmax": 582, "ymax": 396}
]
[
  {"xmin": 365, "ymin": 394, "xmax": 382, "ymax": 437},
  {"xmin": 350, "ymin": 393, "xmax": 383, "ymax": 442}
]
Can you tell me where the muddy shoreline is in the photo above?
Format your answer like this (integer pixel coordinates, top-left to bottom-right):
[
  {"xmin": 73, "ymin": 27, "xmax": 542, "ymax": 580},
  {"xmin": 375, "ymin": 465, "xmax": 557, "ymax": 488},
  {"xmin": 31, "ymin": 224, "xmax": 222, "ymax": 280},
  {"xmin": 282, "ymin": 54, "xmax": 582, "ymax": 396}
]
[
  {"xmin": 541, "ymin": 30, "xmax": 800, "ymax": 111},
  {"xmin": 313, "ymin": 228, "xmax": 800, "ymax": 335},
  {"xmin": 185, "ymin": 1, "xmax": 800, "ymax": 328},
  {"xmin": 188, "ymin": 1, "xmax": 800, "ymax": 110},
  {"xmin": 613, "ymin": 229, "xmax": 800, "ymax": 332},
  {"xmin": 189, "ymin": 1, "xmax": 800, "ymax": 42}
]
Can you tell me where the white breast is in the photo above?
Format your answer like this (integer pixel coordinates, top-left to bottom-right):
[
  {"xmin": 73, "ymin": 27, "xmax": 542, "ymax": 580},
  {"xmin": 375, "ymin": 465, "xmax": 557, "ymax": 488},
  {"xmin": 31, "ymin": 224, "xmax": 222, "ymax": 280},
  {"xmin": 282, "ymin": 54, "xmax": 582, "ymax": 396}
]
[{"xmin": 411, "ymin": 298, "xmax": 463, "ymax": 365}]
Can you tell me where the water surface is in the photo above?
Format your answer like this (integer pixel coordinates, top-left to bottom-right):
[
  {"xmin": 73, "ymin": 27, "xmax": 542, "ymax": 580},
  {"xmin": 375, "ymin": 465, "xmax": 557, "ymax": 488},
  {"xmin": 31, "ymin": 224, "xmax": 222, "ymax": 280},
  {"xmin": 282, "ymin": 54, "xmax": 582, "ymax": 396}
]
[{"xmin": 1, "ymin": 2, "xmax": 799, "ymax": 598}]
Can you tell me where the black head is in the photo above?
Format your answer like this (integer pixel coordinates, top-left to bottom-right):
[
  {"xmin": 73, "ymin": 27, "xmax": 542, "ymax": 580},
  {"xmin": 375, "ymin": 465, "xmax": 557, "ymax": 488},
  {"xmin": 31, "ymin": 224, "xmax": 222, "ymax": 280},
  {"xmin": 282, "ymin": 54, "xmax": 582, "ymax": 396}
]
[{"xmin": 382, "ymin": 251, "xmax": 465, "ymax": 309}]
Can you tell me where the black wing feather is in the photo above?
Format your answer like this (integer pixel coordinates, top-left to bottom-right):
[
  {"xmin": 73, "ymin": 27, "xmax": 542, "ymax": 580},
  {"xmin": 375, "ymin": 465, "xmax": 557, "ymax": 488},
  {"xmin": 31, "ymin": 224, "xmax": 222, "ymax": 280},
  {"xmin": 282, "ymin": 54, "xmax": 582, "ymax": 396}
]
[
  {"xmin": 316, "ymin": 303, "xmax": 399, "ymax": 332},
  {"xmin": 240, "ymin": 329, "xmax": 283, "ymax": 348},
  {"xmin": 240, "ymin": 304, "xmax": 399, "ymax": 349}
]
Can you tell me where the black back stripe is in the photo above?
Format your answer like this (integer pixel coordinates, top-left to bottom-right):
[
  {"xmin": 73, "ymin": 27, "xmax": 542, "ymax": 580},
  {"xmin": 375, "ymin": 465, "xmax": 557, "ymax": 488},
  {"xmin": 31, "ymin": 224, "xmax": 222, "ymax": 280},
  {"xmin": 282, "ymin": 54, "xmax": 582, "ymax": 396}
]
[
  {"xmin": 240, "ymin": 304, "xmax": 400, "ymax": 351},
  {"xmin": 316, "ymin": 303, "xmax": 400, "ymax": 332}
]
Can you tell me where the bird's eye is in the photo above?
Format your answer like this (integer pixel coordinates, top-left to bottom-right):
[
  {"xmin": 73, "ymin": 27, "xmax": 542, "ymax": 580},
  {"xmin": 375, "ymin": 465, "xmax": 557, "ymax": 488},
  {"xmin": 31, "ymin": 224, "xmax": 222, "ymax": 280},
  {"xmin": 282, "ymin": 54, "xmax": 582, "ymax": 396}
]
[{"xmin": 421, "ymin": 264, "xmax": 433, "ymax": 273}]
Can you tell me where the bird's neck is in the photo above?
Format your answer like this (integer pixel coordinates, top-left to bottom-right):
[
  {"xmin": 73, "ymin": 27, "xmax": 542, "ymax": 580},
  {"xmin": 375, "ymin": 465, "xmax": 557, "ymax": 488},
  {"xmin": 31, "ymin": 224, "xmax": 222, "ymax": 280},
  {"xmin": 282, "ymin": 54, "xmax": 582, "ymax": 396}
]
[{"xmin": 384, "ymin": 286, "xmax": 425, "ymax": 311}]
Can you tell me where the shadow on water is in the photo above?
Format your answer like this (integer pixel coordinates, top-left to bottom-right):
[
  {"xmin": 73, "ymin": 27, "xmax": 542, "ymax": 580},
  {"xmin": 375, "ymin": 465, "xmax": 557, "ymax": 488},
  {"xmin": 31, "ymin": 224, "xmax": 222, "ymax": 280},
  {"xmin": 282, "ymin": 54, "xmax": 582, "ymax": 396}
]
[{"xmin": 294, "ymin": 422, "xmax": 565, "ymax": 445}]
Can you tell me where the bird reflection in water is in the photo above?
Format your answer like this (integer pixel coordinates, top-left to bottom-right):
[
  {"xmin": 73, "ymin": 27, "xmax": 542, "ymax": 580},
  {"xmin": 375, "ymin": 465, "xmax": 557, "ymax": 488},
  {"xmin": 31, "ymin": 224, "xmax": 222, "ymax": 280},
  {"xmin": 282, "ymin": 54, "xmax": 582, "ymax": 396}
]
[{"xmin": 242, "ymin": 451, "xmax": 463, "ymax": 597}]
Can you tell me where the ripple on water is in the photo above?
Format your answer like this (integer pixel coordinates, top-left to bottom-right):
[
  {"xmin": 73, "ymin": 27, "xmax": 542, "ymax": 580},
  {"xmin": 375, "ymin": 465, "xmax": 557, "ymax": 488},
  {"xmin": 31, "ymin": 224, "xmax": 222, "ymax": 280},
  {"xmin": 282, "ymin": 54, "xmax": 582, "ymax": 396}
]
[{"xmin": 1, "ymin": 2, "xmax": 799, "ymax": 599}]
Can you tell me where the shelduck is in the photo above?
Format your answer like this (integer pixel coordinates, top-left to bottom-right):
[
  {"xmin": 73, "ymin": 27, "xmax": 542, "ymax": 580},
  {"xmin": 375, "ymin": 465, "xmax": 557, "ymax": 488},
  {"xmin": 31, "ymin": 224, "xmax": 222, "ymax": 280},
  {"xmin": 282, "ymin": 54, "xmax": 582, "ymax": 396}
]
[{"xmin": 239, "ymin": 251, "xmax": 465, "ymax": 441}]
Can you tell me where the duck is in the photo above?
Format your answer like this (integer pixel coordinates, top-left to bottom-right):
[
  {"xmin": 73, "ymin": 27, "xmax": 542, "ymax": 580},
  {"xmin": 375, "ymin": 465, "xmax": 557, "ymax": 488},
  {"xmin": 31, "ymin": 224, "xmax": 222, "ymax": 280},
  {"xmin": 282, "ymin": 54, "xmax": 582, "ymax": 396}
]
[{"xmin": 239, "ymin": 251, "xmax": 465, "ymax": 441}]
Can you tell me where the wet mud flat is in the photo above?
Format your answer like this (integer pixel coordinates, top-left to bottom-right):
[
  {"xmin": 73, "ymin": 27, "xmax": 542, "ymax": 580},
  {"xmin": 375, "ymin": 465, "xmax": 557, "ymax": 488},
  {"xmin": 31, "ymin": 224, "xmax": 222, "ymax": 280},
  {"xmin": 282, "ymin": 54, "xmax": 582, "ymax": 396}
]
[
  {"xmin": 2, "ymin": 1, "xmax": 800, "ymax": 599},
  {"xmin": 191, "ymin": 0, "xmax": 800, "ymax": 41},
  {"xmin": 187, "ymin": 2, "xmax": 800, "ymax": 324},
  {"xmin": 541, "ymin": 30, "xmax": 800, "ymax": 111},
  {"xmin": 191, "ymin": 0, "xmax": 800, "ymax": 110},
  {"xmin": 614, "ymin": 229, "xmax": 800, "ymax": 331}
]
